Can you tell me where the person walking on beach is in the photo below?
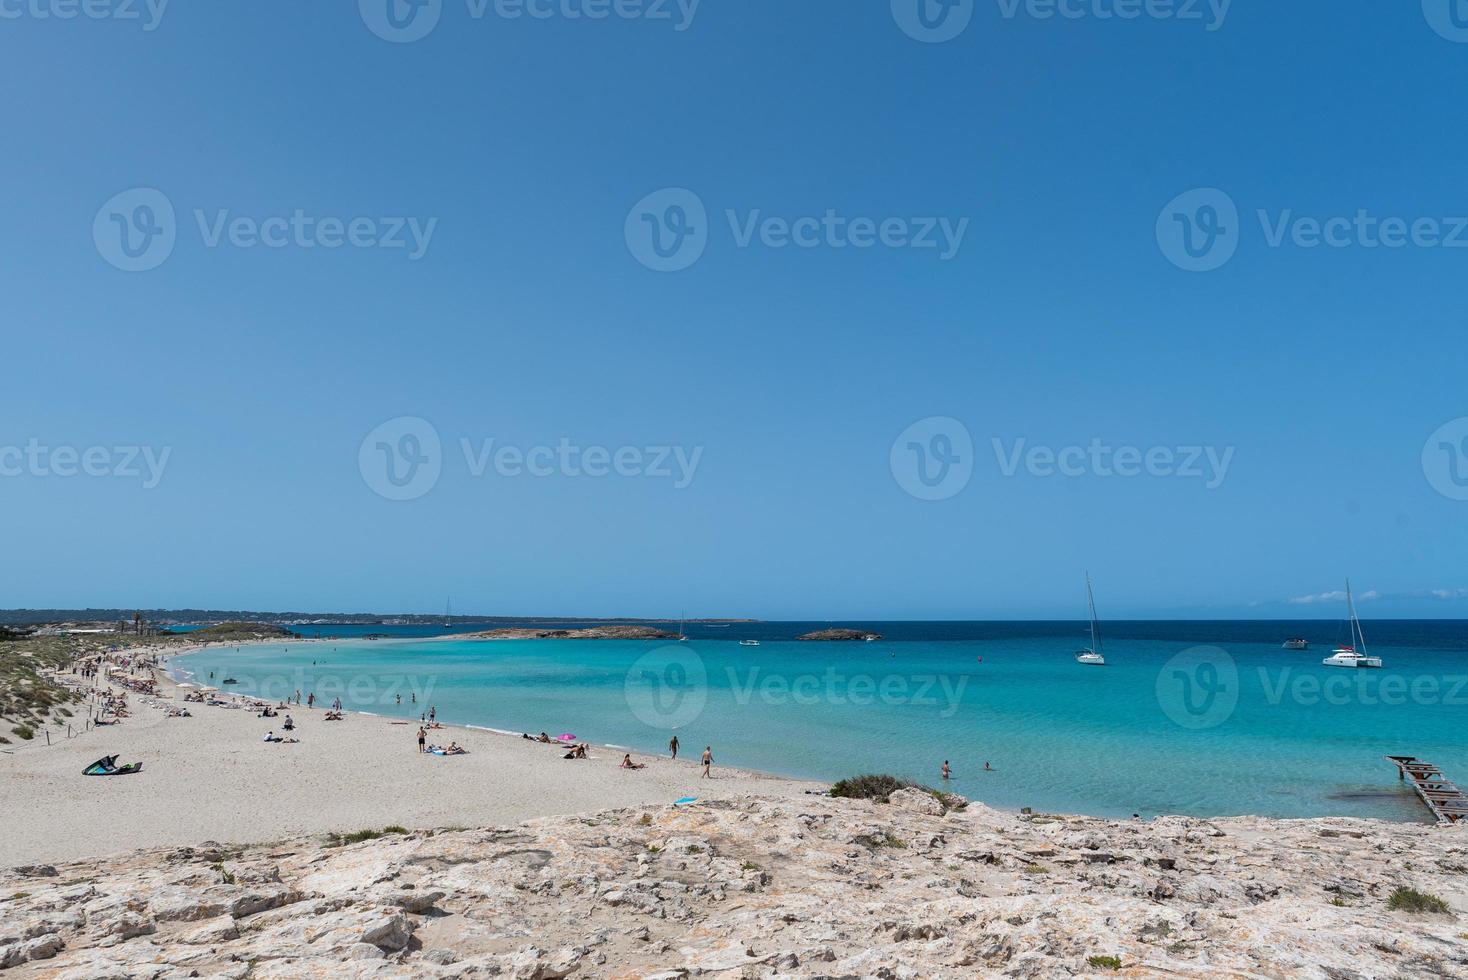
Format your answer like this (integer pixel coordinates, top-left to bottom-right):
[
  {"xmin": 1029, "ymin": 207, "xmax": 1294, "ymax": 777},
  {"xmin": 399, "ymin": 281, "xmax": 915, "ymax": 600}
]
[
  {"xmin": 700, "ymin": 746, "xmax": 713, "ymax": 779},
  {"xmin": 669, "ymin": 735, "xmax": 679, "ymax": 760},
  {"xmin": 307, "ymin": 692, "xmax": 315, "ymax": 709},
  {"xmin": 429, "ymin": 705, "xmax": 436, "ymax": 723},
  {"xmin": 417, "ymin": 727, "xmax": 427, "ymax": 753},
  {"xmin": 942, "ymin": 760, "xmax": 951, "ymax": 781}
]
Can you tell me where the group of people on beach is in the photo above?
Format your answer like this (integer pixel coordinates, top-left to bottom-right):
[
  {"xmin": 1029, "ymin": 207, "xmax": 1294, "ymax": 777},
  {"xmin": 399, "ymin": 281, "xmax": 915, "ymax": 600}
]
[
  {"xmin": 668, "ymin": 735, "xmax": 715, "ymax": 778},
  {"xmin": 416, "ymin": 726, "xmax": 464, "ymax": 755}
]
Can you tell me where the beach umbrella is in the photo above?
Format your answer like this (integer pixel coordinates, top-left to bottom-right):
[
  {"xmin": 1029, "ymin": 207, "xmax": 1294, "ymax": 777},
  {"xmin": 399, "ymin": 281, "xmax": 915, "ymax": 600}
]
[{"xmin": 557, "ymin": 733, "xmax": 577, "ymax": 741}]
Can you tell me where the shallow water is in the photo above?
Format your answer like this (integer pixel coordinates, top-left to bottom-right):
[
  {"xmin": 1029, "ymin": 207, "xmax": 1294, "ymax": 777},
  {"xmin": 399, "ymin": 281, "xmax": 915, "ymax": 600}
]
[{"xmin": 172, "ymin": 620, "xmax": 1468, "ymax": 822}]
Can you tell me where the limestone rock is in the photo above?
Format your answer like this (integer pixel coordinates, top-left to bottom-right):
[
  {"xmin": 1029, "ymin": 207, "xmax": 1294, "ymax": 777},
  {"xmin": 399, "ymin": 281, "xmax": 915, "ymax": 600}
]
[{"xmin": 3, "ymin": 794, "xmax": 1466, "ymax": 979}]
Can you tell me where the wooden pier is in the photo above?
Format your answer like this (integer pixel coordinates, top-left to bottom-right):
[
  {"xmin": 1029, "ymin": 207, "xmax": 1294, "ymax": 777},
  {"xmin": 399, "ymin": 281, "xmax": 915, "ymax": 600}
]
[{"xmin": 1386, "ymin": 756, "xmax": 1468, "ymax": 826}]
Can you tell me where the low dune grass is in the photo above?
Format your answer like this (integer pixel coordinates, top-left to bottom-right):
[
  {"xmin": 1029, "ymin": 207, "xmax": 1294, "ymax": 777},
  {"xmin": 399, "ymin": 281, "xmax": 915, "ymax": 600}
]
[{"xmin": 1388, "ymin": 887, "xmax": 1451, "ymax": 915}]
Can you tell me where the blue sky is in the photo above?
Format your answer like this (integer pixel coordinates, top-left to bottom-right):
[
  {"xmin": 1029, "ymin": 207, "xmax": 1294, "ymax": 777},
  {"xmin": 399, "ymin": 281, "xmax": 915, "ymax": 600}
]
[{"xmin": 2, "ymin": 1, "xmax": 1467, "ymax": 620}]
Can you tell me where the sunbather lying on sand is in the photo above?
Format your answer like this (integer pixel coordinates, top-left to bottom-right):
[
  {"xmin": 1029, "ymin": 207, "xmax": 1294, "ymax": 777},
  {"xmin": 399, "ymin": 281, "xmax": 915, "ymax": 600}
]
[
  {"xmin": 619, "ymin": 754, "xmax": 645, "ymax": 770},
  {"xmin": 563, "ymin": 743, "xmax": 589, "ymax": 760}
]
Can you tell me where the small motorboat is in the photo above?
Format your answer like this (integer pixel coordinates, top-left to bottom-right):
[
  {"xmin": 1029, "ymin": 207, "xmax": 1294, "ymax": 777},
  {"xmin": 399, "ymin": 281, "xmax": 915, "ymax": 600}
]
[
  {"xmin": 221, "ymin": 677, "xmax": 238, "ymax": 685},
  {"xmin": 1282, "ymin": 638, "xmax": 1309, "ymax": 650},
  {"xmin": 738, "ymin": 639, "xmax": 760, "ymax": 647},
  {"xmin": 83, "ymin": 755, "xmax": 143, "ymax": 776},
  {"xmin": 863, "ymin": 634, "xmax": 879, "ymax": 642}
]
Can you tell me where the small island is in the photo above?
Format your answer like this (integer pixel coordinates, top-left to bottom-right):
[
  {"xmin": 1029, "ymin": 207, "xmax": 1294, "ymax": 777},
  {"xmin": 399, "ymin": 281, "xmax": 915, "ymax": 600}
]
[
  {"xmin": 461, "ymin": 625, "xmax": 677, "ymax": 641},
  {"xmin": 797, "ymin": 628, "xmax": 882, "ymax": 641}
]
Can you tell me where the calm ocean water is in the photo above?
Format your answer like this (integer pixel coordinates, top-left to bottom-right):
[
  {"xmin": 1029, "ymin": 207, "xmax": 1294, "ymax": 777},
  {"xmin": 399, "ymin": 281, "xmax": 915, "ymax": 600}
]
[{"xmin": 170, "ymin": 620, "xmax": 1468, "ymax": 822}]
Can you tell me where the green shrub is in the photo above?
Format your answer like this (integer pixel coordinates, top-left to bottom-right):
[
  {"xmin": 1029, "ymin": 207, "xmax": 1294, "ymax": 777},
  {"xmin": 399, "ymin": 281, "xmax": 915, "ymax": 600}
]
[
  {"xmin": 1087, "ymin": 955, "xmax": 1121, "ymax": 970},
  {"xmin": 830, "ymin": 774, "xmax": 907, "ymax": 802},
  {"xmin": 327, "ymin": 826, "xmax": 406, "ymax": 846},
  {"xmin": 12, "ymin": 725, "xmax": 33, "ymax": 740},
  {"xmin": 1388, "ymin": 887, "xmax": 1451, "ymax": 914}
]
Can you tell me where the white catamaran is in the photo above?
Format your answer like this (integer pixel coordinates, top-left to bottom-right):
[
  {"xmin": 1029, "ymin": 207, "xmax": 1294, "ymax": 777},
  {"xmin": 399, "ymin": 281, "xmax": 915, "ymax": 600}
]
[
  {"xmin": 1075, "ymin": 574, "xmax": 1106, "ymax": 666},
  {"xmin": 1322, "ymin": 580, "xmax": 1382, "ymax": 668}
]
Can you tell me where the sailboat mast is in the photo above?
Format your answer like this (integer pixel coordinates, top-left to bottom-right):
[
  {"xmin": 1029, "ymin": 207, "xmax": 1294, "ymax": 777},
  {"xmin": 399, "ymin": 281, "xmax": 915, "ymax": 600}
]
[
  {"xmin": 1347, "ymin": 579, "xmax": 1367, "ymax": 654},
  {"xmin": 1086, "ymin": 573, "xmax": 1102, "ymax": 655}
]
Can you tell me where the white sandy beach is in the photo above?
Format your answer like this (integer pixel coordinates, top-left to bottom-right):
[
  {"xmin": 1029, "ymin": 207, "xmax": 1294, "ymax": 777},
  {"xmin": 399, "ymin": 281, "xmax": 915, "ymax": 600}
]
[{"xmin": 0, "ymin": 646, "xmax": 821, "ymax": 868}]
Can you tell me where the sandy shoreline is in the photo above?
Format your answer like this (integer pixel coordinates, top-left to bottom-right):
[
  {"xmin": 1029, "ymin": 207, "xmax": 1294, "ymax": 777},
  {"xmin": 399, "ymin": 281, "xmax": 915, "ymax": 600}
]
[{"xmin": 0, "ymin": 642, "xmax": 822, "ymax": 868}]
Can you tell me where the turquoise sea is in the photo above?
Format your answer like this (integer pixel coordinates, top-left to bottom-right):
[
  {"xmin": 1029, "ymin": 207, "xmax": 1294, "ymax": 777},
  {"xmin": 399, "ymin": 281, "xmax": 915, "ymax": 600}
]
[{"xmin": 170, "ymin": 620, "xmax": 1468, "ymax": 822}]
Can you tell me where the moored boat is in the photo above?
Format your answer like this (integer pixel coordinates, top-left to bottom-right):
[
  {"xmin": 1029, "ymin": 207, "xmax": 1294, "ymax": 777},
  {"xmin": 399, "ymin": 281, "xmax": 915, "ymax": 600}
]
[
  {"xmin": 1075, "ymin": 573, "xmax": 1107, "ymax": 666},
  {"xmin": 1323, "ymin": 581, "xmax": 1382, "ymax": 668}
]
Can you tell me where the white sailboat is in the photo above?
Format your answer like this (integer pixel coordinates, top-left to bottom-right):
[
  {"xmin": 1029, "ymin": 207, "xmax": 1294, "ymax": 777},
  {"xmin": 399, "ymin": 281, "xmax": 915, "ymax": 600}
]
[
  {"xmin": 677, "ymin": 612, "xmax": 688, "ymax": 643},
  {"xmin": 1322, "ymin": 580, "xmax": 1382, "ymax": 668},
  {"xmin": 443, "ymin": 597, "xmax": 452, "ymax": 629},
  {"xmin": 1075, "ymin": 573, "xmax": 1106, "ymax": 666}
]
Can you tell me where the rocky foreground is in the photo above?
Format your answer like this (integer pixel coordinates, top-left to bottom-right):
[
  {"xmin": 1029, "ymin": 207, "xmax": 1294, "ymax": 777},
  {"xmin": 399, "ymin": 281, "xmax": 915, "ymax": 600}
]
[{"xmin": 3, "ymin": 792, "xmax": 1466, "ymax": 979}]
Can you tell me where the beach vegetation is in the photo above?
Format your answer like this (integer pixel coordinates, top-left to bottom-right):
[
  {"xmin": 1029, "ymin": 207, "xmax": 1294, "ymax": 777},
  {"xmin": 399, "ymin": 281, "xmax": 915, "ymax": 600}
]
[
  {"xmin": 326, "ymin": 826, "xmax": 408, "ymax": 846},
  {"xmin": 637, "ymin": 814, "xmax": 652, "ymax": 826},
  {"xmin": 928, "ymin": 788, "xmax": 968, "ymax": 812},
  {"xmin": 0, "ymin": 633, "xmax": 109, "ymax": 737},
  {"xmin": 1024, "ymin": 863, "xmax": 1048, "ymax": 875},
  {"xmin": 646, "ymin": 844, "xmax": 662, "ymax": 853},
  {"xmin": 192, "ymin": 622, "xmax": 297, "ymax": 641},
  {"xmin": 830, "ymin": 774, "xmax": 906, "ymax": 802},
  {"xmin": 1387, "ymin": 887, "xmax": 1451, "ymax": 915},
  {"xmin": 1087, "ymin": 955, "xmax": 1122, "ymax": 970},
  {"xmin": 740, "ymin": 861, "xmax": 762, "ymax": 872},
  {"xmin": 1329, "ymin": 898, "xmax": 1348, "ymax": 907},
  {"xmin": 831, "ymin": 773, "xmax": 967, "ymax": 813}
]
